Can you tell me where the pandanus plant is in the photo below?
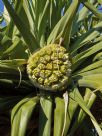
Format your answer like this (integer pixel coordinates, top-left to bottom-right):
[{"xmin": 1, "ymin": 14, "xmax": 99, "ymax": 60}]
[{"xmin": 0, "ymin": 0, "xmax": 102, "ymax": 135}]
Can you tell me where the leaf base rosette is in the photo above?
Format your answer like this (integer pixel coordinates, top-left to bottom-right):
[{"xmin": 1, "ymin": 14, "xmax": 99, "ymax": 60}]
[{"xmin": 27, "ymin": 44, "xmax": 71, "ymax": 91}]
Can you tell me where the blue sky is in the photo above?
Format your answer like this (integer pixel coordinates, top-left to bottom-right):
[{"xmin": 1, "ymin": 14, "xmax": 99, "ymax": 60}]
[
  {"xmin": 0, "ymin": 0, "xmax": 4, "ymax": 14},
  {"xmin": 0, "ymin": 0, "xmax": 5, "ymax": 26}
]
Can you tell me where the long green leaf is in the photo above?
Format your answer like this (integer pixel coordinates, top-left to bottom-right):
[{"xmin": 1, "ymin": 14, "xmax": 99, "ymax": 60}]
[
  {"xmin": 70, "ymin": 87, "xmax": 102, "ymax": 136},
  {"xmin": 73, "ymin": 67, "xmax": 102, "ymax": 77},
  {"xmin": 71, "ymin": 22, "xmax": 102, "ymax": 54},
  {"xmin": 11, "ymin": 96, "xmax": 39, "ymax": 136},
  {"xmin": 69, "ymin": 88, "xmax": 96, "ymax": 135},
  {"xmin": 82, "ymin": 1, "xmax": 102, "ymax": 20},
  {"xmin": 78, "ymin": 74, "xmax": 102, "ymax": 90},
  {"xmin": 22, "ymin": 0, "xmax": 34, "ymax": 33},
  {"xmin": 71, "ymin": 0, "xmax": 97, "ymax": 35},
  {"xmin": 72, "ymin": 41, "xmax": 102, "ymax": 71},
  {"xmin": 47, "ymin": 0, "xmax": 80, "ymax": 49},
  {"xmin": 39, "ymin": 95, "xmax": 52, "ymax": 136},
  {"xmin": 54, "ymin": 97, "xmax": 65, "ymax": 136},
  {"xmin": 73, "ymin": 60, "xmax": 102, "ymax": 75},
  {"xmin": 54, "ymin": 91, "xmax": 79, "ymax": 136},
  {"xmin": 38, "ymin": 0, "xmax": 50, "ymax": 45},
  {"xmin": 0, "ymin": 59, "xmax": 27, "ymax": 66},
  {"xmin": 2, "ymin": 0, "xmax": 39, "ymax": 53},
  {"xmin": 65, "ymin": 91, "xmax": 78, "ymax": 135},
  {"xmin": 11, "ymin": 97, "xmax": 30, "ymax": 123},
  {"xmin": 2, "ymin": 36, "xmax": 21, "ymax": 57},
  {"xmin": 93, "ymin": 52, "xmax": 102, "ymax": 61}
]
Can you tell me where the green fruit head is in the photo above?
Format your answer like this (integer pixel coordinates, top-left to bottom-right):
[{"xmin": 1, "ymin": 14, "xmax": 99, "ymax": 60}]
[{"xmin": 27, "ymin": 44, "xmax": 71, "ymax": 91}]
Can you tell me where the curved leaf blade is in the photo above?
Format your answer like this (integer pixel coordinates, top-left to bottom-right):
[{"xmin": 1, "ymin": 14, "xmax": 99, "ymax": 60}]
[
  {"xmin": 39, "ymin": 95, "xmax": 52, "ymax": 136},
  {"xmin": 47, "ymin": 0, "xmax": 80, "ymax": 49},
  {"xmin": 11, "ymin": 96, "xmax": 39, "ymax": 136},
  {"xmin": 70, "ymin": 87, "xmax": 102, "ymax": 136},
  {"xmin": 2, "ymin": 0, "xmax": 39, "ymax": 53},
  {"xmin": 69, "ymin": 88, "xmax": 96, "ymax": 135}
]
